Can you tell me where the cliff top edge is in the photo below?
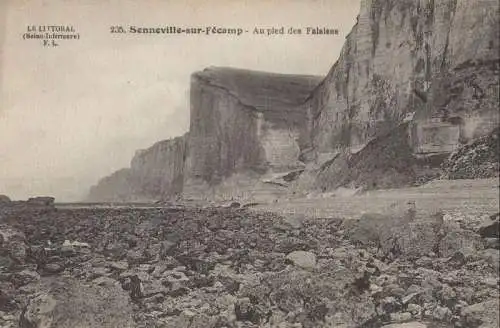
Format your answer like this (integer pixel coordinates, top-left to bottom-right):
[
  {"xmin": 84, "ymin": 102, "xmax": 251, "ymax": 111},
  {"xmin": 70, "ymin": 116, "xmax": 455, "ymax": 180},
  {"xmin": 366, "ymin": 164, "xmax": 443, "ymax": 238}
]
[{"xmin": 193, "ymin": 66, "xmax": 324, "ymax": 81}]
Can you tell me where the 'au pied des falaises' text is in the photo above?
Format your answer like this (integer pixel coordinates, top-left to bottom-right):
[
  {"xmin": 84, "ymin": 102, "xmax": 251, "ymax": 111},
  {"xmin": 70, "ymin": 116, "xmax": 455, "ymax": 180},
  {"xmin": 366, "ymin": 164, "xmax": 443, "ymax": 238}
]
[{"xmin": 127, "ymin": 26, "xmax": 338, "ymax": 36}]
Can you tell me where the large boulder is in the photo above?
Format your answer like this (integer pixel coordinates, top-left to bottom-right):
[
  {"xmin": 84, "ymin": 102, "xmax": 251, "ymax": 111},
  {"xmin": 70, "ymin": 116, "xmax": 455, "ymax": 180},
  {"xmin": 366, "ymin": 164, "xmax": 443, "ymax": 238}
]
[
  {"xmin": 461, "ymin": 299, "xmax": 500, "ymax": 328},
  {"xmin": 0, "ymin": 195, "xmax": 11, "ymax": 204},
  {"xmin": 437, "ymin": 226, "xmax": 484, "ymax": 258},
  {"xmin": 344, "ymin": 211, "xmax": 443, "ymax": 259},
  {"xmin": 478, "ymin": 214, "xmax": 500, "ymax": 238},
  {"xmin": 27, "ymin": 197, "xmax": 55, "ymax": 207},
  {"xmin": 379, "ymin": 220, "xmax": 442, "ymax": 260},
  {"xmin": 0, "ymin": 224, "xmax": 28, "ymax": 266},
  {"xmin": 343, "ymin": 213, "xmax": 393, "ymax": 247},
  {"xmin": 285, "ymin": 251, "xmax": 317, "ymax": 269},
  {"xmin": 19, "ymin": 277, "xmax": 136, "ymax": 328},
  {"xmin": 344, "ymin": 210, "xmax": 489, "ymax": 260}
]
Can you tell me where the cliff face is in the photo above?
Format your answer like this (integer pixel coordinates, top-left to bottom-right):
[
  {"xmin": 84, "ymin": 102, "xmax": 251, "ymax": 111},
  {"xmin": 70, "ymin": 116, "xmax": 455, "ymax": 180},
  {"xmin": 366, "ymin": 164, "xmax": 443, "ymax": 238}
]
[
  {"xmin": 87, "ymin": 68, "xmax": 321, "ymax": 202},
  {"xmin": 88, "ymin": 0, "xmax": 499, "ymax": 201},
  {"xmin": 130, "ymin": 135, "xmax": 187, "ymax": 199},
  {"xmin": 183, "ymin": 67, "xmax": 322, "ymax": 198},
  {"xmin": 304, "ymin": 0, "xmax": 499, "ymax": 155},
  {"xmin": 87, "ymin": 135, "xmax": 187, "ymax": 202},
  {"xmin": 87, "ymin": 169, "xmax": 137, "ymax": 202}
]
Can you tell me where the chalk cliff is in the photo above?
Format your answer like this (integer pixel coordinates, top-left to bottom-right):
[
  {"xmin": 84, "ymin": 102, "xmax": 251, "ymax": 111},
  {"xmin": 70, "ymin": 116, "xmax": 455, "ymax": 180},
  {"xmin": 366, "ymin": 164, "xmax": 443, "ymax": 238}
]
[
  {"xmin": 88, "ymin": 0, "xmax": 499, "ymax": 201},
  {"xmin": 183, "ymin": 67, "xmax": 322, "ymax": 198},
  {"xmin": 86, "ymin": 66, "xmax": 322, "ymax": 202},
  {"xmin": 87, "ymin": 169, "xmax": 137, "ymax": 202},
  {"xmin": 87, "ymin": 135, "xmax": 187, "ymax": 202},
  {"xmin": 304, "ymin": 0, "xmax": 499, "ymax": 156},
  {"xmin": 130, "ymin": 135, "xmax": 187, "ymax": 199}
]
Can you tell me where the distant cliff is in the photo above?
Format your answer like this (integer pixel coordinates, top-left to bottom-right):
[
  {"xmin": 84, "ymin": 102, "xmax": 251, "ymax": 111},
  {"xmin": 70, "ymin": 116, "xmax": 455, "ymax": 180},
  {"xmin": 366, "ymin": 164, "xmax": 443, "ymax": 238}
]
[
  {"xmin": 304, "ymin": 0, "xmax": 499, "ymax": 155},
  {"xmin": 87, "ymin": 135, "xmax": 187, "ymax": 202},
  {"xmin": 87, "ymin": 169, "xmax": 137, "ymax": 202},
  {"xmin": 131, "ymin": 135, "xmax": 187, "ymax": 198}
]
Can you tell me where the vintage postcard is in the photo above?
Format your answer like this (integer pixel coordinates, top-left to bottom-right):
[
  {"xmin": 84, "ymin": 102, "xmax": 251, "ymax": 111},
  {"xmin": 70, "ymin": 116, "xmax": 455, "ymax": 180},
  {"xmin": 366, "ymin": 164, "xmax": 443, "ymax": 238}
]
[{"xmin": 0, "ymin": 0, "xmax": 498, "ymax": 327}]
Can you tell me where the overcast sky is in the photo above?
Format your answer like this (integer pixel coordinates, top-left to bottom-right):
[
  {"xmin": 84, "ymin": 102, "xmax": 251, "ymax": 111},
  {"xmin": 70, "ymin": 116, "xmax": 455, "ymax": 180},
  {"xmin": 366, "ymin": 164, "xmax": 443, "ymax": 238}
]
[{"xmin": 0, "ymin": 0, "xmax": 360, "ymax": 201}]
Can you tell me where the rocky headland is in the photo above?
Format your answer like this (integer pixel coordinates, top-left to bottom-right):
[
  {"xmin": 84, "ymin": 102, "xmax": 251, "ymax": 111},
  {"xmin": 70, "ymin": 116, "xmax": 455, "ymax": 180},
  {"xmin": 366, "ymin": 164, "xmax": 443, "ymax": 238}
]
[{"xmin": 87, "ymin": 0, "xmax": 499, "ymax": 203}]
